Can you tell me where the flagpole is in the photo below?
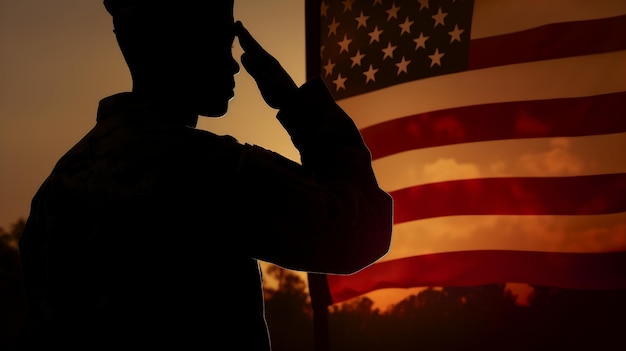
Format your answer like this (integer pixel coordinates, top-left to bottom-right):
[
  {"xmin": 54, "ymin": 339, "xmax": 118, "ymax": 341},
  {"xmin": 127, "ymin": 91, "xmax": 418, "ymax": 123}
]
[
  {"xmin": 304, "ymin": 1, "xmax": 329, "ymax": 350},
  {"xmin": 308, "ymin": 272, "xmax": 332, "ymax": 351}
]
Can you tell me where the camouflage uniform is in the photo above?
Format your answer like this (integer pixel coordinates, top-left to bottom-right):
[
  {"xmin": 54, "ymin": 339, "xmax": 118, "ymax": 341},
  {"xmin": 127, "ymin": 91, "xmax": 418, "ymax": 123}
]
[{"xmin": 19, "ymin": 77, "xmax": 392, "ymax": 350}]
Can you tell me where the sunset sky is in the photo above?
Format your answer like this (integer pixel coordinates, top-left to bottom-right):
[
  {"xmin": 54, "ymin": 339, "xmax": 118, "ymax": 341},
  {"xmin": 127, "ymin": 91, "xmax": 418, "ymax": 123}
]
[{"xmin": 2, "ymin": 0, "xmax": 625, "ymax": 310}]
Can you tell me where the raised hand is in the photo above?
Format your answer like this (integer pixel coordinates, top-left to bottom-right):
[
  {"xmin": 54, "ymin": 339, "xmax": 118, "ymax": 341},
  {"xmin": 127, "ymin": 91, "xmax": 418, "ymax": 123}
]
[{"xmin": 235, "ymin": 21, "xmax": 298, "ymax": 110}]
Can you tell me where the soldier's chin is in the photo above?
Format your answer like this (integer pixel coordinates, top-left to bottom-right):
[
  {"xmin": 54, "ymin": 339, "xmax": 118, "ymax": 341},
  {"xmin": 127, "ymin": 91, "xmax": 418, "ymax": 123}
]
[
  {"xmin": 196, "ymin": 102, "xmax": 230, "ymax": 118},
  {"xmin": 184, "ymin": 92, "xmax": 230, "ymax": 117}
]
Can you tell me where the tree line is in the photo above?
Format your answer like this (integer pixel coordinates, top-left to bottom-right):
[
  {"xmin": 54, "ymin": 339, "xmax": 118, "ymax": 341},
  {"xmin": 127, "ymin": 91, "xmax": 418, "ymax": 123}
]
[
  {"xmin": 2, "ymin": 218, "xmax": 625, "ymax": 350},
  {"xmin": 262, "ymin": 246, "xmax": 626, "ymax": 350}
]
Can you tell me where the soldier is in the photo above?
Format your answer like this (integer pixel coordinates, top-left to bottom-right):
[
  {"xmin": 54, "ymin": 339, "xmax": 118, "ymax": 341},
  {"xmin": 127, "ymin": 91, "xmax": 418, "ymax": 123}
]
[{"xmin": 17, "ymin": 1, "xmax": 392, "ymax": 349}]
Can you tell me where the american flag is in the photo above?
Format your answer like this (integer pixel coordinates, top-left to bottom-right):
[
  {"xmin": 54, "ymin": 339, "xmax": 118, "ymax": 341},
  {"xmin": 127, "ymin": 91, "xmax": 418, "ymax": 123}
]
[{"xmin": 305, "ymin": 0, "xmax": 626, "ymax": 304}]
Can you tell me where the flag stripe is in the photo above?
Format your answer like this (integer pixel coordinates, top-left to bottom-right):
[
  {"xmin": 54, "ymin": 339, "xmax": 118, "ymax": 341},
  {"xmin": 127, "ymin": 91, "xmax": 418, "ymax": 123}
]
[
  {"xmin": 361, "ymin": 92, "xmax": 626, "ymax": 160},
  {"xmin": 384, "ymin": 213, "xmax": 626, "ymax": 261},
  {"xmin": 470, "ymin": 0, "xmax": 626, "ymax": 39},
  {"xmin": 327, "ymin": 250, "xmax": 626, "ymax": 303},
  {"xmin": 468, "ymin": 14, "xmax": 626, "ymax": 70},
  {"xmin": 374, "ymin": 133, "xmax": 626, "ymax": 192},
  {"xmin": 340, "ymin": 50, "xmax": 626, "ymax": 130},
  {"xmin": 391, "ymin": 173, "xmax": 626, "ymax": 223}
]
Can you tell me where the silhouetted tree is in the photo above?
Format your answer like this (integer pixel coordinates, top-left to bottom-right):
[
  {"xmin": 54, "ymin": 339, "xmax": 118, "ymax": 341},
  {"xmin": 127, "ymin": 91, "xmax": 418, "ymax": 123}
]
[
  {"xmin": 328, "ymin": 296, "xmax": 387, "ymax": 350},
  {"xmin": 263, "ymin": 265, "xmax": 314, "ymax": 351},
  {"xmin": 328, "ymin": 284, "xmax": 523, "ymax": 351},
  {"xmin": 521, "ymin": 285, "xmax": 626, "ymax": 350},
  {"xmin": 440, "ymin": 284, "xmax": 518, "ymax": 350},
  {"xmin": 0, "ymin": 218, "xmax": 24, "ymax": 249},
  {"xmin": 0, "ymin": 218, "xmax": 26, "ymax": 350}
]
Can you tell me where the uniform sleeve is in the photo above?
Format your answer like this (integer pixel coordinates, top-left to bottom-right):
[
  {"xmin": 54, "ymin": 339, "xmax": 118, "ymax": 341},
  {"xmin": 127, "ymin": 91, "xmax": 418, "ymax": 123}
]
[{"xmin": 235, "ymin": 77, "xmax": 393, "ymax": 275}]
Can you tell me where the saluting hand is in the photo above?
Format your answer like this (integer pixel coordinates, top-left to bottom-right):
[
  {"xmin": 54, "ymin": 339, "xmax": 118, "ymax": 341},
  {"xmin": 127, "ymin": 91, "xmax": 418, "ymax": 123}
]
[{"xmin": 235, "ymin": 21, "xmax": 298, "ymax": 110}]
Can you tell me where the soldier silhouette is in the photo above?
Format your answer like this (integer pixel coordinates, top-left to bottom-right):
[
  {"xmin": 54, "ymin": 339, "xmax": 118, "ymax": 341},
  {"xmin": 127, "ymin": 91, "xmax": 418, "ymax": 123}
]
[{"xmin": 17, "ymin": 0, "xmax": 392, "ymax": 349}]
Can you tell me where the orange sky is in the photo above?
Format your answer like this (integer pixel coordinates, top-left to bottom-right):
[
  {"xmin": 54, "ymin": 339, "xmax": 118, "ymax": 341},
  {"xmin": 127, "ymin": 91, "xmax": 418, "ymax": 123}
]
[{"xmin": 2, "ymin": 1, "xmax": 625, "ymax": 311}]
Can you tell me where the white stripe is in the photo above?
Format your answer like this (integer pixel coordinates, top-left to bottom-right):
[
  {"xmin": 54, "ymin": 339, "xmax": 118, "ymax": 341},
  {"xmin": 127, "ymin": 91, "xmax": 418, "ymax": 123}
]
[
  {"xmin": 471, "ymin": 0, "xmax": 626, "ymax": 39},
  {"xmin": 379, "ymin": 213, "xmax": 626, "ymax": 262},
  {"xmin": 373, "ymin": 133, "xmax": 626, "ymax": 192},
  {"xmin": 339, "ymin": 50, "xmax": 626, "ymax": 129}
]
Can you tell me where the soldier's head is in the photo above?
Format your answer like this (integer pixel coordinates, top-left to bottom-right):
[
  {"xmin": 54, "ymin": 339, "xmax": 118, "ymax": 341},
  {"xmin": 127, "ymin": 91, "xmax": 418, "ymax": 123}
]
[{"xmin": 103, "ymin": 0, "xmax": 239, "ymax": 117}]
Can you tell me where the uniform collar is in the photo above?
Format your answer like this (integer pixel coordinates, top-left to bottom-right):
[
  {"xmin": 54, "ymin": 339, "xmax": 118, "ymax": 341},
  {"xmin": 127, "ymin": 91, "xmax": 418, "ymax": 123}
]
[{"xmin": 96, "ymin": 92, "xmax": 199, "ymax": 128}]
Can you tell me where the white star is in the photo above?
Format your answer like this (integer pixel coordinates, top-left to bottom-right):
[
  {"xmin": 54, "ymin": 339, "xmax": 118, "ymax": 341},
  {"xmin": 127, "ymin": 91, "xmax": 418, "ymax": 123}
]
[
  {"xmin": 413, "ymin": 32, "xmax": 429, "ymax": 50},
  {"xmin": 432, "ymin": 7, "xmax": 447, "ymax": 28},
  {"xmin": 323, "ymin": 58, "xmax": 335, "ymax": 77},
  {"xmin": 398, "ymin": 17, "xmax": 414, "ymax": 35},
  {"xmin": 350, "ymin": 50, "xmax": 366, "ymax": 68},
  {"xmin": 338, "ymin": 34, "xmax": 352, "ymax": 53},
  {"xmin": 342, "ymin": 0, "xmax": 355, "ymax": 12},
  {"xmin": 382, "ymin": 42, "xmax": 397, "ymax": 60},
  {"xmin": 355, "ymin": 11, "xmax": 369, "ymax": 29},
  {"xmin": 321, "ymin": 1, "xmax": 329, "ymax": 18},
  {"xmin": 395, "ymin": 56, "xmax": 411, "ymax": 75},
  {"xmin": 418, "ymin": 0, "xmax": 429, "ymax": 11},
  {"xmin": 428, "ymin": 48, "xmax": 445, "ymax": 67},
  {"xmin": 328, "ymin": 18, "xmax": 339, "ymax": 36},
  {"xmin": 363, "ymin": 64, "xmax": 378, "ymax": 83},
  {"xmin": 333, "ymin": 73, "xmax": 347, "ymax": 91},
  {"xmin": 448, "ymin": 24, "xmax": 465, "ymax": 43},
  {"xmin": 368, "ymin": 26, "xmax": 383, "ymax": 43},
  {"xmin": 386, "ymin": 3, "xmax": 400, "ymax": 20}
]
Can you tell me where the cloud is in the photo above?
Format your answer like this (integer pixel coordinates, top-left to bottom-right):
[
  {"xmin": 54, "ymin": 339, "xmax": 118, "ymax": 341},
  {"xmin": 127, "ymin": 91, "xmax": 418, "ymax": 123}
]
[
  {"xmin": 422, "ymin": 158, "xmax": 481, "ymax": 183},
  {"xmin": 518, "ymin": 137, "xmax": 584, "ymax": 176}
]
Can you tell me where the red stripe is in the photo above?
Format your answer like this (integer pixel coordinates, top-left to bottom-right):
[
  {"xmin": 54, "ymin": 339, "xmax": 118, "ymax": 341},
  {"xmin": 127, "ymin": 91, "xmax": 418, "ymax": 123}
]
[
  {"xmin": 468, "ymin": 14, "xmax": 626, "ymax": 70},
  {"xmin": 360, "ymin": 92, "xmax": 626, "ymax": 160},
  {"xmin": 390, "ymin": 173, "xmax": 626, "ymax": 224},
  {"xmin": 327, "ymin": 250, "xmax": 626, "ymax": 304}
]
